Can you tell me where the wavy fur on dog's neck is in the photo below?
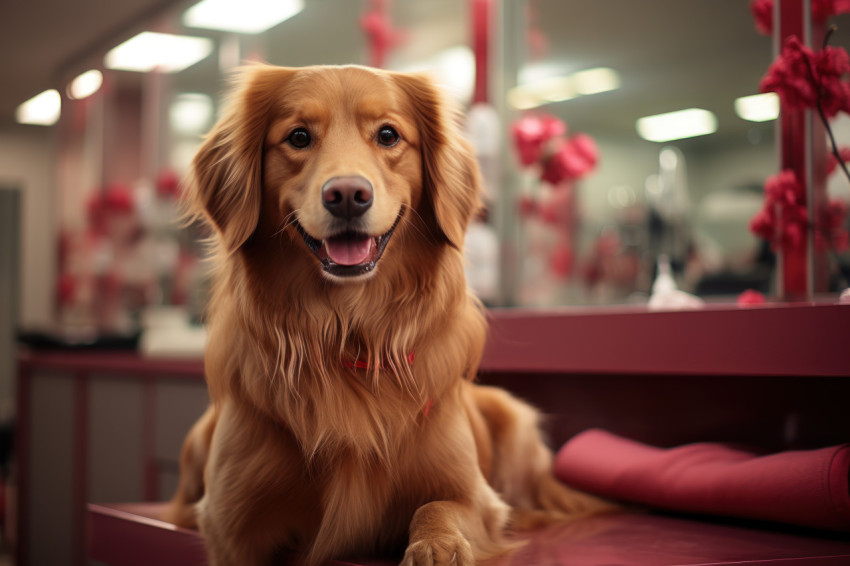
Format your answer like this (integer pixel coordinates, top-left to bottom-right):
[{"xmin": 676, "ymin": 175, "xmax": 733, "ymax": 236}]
[{"xmin": 202, "ymin": 220, "xmax": 486, "ymax": 465}]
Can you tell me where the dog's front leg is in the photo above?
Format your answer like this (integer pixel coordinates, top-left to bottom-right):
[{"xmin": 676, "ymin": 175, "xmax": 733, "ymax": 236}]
[
  {"xmin": 402, "ymin": 500, "xmax": 476, "ymax": 566},
  {"xmin": 402, "ymin": 480, "xmax": 512, "ymax": 566},
  {"xmin": 198, "ymin": 400, "xmax": 319, "ymax": 566}
]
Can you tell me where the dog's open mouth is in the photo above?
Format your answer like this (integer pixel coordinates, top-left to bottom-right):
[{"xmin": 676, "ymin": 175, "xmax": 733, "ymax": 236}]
[{"xmin": 295, "ymin": 213, "xmax": 402, "ymax": 278}]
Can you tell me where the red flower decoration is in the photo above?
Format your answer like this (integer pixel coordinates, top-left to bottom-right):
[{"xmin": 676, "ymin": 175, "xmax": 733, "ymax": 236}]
[
  {"xmin": 751, "ymin": 0, "xmax": 850, "ymax": 35},
  {"xmin": 827, "ymin": 146, "xmax": 850, "ymax": 175},
  {"xmin": 751, "ymin": 0, "xmax": 773, "ymax": 36},
  {"xmin": 541, "ymin": 134, "xmax": 599, "ymax": 185},
  {"xmin": 761, "ymin": 37, "xmax": 820, "ymax": 110},
  {"xmin": 511, "ymin": 114, "xmax": 566, "ymax": 167},
  {"xmin": 749, "ymin": 170, "xmax": 810, "ymax": 250},
  {"xmin": 819, "ymin": 199, "xmax": 849, "ymax": 251},
  {"xmin": 517, "ymin": 194, "xmax": 538, "ymax": 218},
  {"xmin": 815, "ymin": 46, "xmax": 850, "ymax": 117},
  {"xmin": 737, "ymin": 289, "xmax": 767, "ymax": 306},
  {"xmin": 550, "ymin": 243, "xmax": 574, "ymax": 278},
  {"xmin": 761, "ymin": 36, "xmax": 850, "ymax": 118},
  {"xmin": 764, "ymin": 169, "xmax": 804, "ymax": 208}
]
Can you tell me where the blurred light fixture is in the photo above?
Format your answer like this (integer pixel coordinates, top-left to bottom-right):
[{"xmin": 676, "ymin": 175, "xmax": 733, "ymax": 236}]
[
  {"xmin": 170, "ymin": 93, "xmax": 214, "ymax": 135},
  {"xmin": 508, "ymin": 67, "xmax": 620, "ymax": 110},
  {"xmin": 734, "ymin": 92, "xmax": 779, "ymax": 122},
  {"xmin": 636, "ymin": 108, "xmax": 718, "ymax": 142},
  {"xmin": 571, "ymin": 67, "xmax": 620, "ymax": 95},
  {"xmin": 67, "ymin": 70, "xmax": 103, "ymax": 100},
  {"xmin": 184, "ymin": 0, "xmax": 303, "ymax": 34},
  {"xmin": 16, "ymin": 89, "xmax": 61, "ymax": 126},
  {"xmin": 104, "ymin": 32, "xmax": 213, "ymax": 73},
  {"xmin": 399, "ymin": 46, "xmax": 475, "ymax": 104}
]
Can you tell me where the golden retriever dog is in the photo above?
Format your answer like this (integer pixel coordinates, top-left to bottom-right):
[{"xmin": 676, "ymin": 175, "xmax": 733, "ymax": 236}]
[{"xmin": 165, "ymin": 64, "xmax": 611, "ymax": 566}]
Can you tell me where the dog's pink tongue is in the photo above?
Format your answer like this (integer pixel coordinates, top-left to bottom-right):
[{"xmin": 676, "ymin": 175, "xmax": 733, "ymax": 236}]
[{"xmin": 325, "ymin": 237, "xmax": 373, "ymax": 266}]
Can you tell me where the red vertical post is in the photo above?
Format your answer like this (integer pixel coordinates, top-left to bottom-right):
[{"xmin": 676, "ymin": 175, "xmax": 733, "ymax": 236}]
[
  {"xmin": 777, "ymin": 0, "xmax": 828, "ymax": 299},
  {"xmin": 471, "ymin": 0, "xmax": 492, "ymax": 105}
]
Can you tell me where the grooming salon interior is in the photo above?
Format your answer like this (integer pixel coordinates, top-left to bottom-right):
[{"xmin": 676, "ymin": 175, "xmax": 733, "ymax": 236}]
[{"xmin": 1, "ymin": 0, "xmax": 849, "ymax": 564}]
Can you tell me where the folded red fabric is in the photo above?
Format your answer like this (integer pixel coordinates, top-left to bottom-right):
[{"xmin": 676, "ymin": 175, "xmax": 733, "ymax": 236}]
[{"xmin": 554, "ymin": 429, "xmax": 850, "ymax": 532}]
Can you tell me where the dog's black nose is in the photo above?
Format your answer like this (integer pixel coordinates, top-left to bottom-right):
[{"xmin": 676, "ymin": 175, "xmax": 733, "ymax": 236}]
[{"xmin": 322, "ymin": 176, "xmax": 373, "ymax": 219}]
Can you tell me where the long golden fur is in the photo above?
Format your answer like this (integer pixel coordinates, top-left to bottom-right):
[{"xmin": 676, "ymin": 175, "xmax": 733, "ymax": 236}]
[{"xmin": 166, "ymin": 64, "xmax": 611, "ymax": 566}]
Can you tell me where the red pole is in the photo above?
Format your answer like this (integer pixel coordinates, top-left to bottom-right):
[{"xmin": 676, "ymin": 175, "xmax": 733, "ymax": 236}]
[
  {"xmin": 471, "ymin": 0, "xmax": 492, "ymax": 105},
  {"xmin": 776, "ymin": 0, "xmax": 828, "ymax": 299}
]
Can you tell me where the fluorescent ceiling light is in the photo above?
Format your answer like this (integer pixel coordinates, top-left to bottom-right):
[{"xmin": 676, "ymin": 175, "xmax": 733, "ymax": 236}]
[
  {"xmin": 571, "ymin": 67, "xmax": 620, "ymax": 95},
  {"xmin": 184, "ymin": 0, "xmax": 303, "ymax": 34},
  {"xmin": 636, "ymin": 108, "xmax": 718, "ymax": 142},
  {"xmin": 507, "ymin": 86, "xmax": 544, "ymax": 111},
  {"xmin": 16, "ymin": 89, "xmax": 61, "ymax": 126},
  {"xmin": 104, "ymin": 32, "xmax": 213, "ymax": 73},
  {"xmin": 170, "ymin": 93, "xmax": 214, "ymax": 135},
  {"xmin": 734, "ymin": 92, "xmax": 779, "ymax": 122},
  {"xmin": 399, "ymin": 45, "xmax": 475, "ymax": 104},
  {"xmin": 508, "ymin": 67, "xmax": 620, "ymax": 110},
  {"xmin": 67, "ymin": 70, "xmax": 103, "ymax": 100}
]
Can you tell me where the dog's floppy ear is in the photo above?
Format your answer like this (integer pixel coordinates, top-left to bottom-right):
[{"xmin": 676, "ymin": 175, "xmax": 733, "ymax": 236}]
[
  {"xmin": 393, "ymin": 73, "xmax": 483, "ymax": 249},
  {"xmin": 183, "ymin": 65, "xmax": 291, "ymax": 254}
]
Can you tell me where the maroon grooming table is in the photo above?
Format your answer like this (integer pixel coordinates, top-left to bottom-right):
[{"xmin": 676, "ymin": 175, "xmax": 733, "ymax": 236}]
[{"xmin": 88, "ymin": 503, "xmax": 850, "ymax": 566}]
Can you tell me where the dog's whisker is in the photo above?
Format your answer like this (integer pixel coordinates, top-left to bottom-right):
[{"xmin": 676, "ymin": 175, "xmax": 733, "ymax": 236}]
[{"xmin": 273, "ymin": 209, "xmax": 302, "ymax": 238}]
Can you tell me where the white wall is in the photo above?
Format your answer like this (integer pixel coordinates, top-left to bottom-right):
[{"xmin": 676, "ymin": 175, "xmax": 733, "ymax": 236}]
[{"xmin": 0, "ymin": 125, "xmax": 56, "ymax": 329}]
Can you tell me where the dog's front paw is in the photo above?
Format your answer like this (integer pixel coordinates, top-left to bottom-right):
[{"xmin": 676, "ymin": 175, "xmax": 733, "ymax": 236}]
[{"xmin": 401, "ymin": 534, "xmax": 474, "ymax": 566}]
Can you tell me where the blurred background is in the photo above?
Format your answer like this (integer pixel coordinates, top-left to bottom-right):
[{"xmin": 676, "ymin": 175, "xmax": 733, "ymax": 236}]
[
  {"xmin": 4, "ymin": 0, "xmax": 850, "ymax": 335},
  {"xmin": 5, "ymin": 0, "xmax": 850, "ymax": 344},
  {"xmin": 2, "ymin": 1, "xmax": 850, "ymax": 564}
]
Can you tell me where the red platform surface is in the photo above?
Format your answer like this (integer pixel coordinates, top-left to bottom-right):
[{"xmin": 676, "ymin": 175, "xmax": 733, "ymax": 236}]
[{"xmin": 88, "ymin": 503, "xmax": 850, "ymax": 566}]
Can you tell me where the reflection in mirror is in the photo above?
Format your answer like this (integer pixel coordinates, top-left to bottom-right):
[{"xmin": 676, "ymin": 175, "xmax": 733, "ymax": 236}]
[{"xmin": 501, "ymin": 0, "xmax": 785, "ymax": 307}]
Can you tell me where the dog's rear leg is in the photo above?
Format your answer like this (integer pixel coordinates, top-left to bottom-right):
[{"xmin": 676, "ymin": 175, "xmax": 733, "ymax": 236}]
[
  {"xmin": 163, "ymin": 405, "xmax": 217, "ymax": 528},
  {"xmin": 471, "ymin": 386, "xmax": 617, "ymax": 530}
]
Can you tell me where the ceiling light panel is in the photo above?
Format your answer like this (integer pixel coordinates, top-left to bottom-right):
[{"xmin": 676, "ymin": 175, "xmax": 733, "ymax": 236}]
[
  {"xmin": 183, "ymin": 0, "xmax": 304, "ymax": 34},
  {"xmin": 508, "ymin": 67, "xmax": 620, "ymax": 110},
  {"xmin": 67, "ymin": 70, "xmax": 103, "ymax": 100},
  {"xmin": 16, "ymin": 89, "xmax": 61, "ymax": 126},
  {"xmin": 104, "ymin": 32, "xmax": 213, "ymax": 73},
  {"xmin": 735, "ymin": 93, "xmax": 779, "ymax": 122},
  {"xmin": 636, "ymin": 108, "xmax": 718, "ymax": 142}
]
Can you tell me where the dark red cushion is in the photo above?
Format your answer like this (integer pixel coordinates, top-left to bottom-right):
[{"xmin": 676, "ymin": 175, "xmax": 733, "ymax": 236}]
[{"xmin": 554, "ymin": 429, "xmax": 850, "ymax": 532}]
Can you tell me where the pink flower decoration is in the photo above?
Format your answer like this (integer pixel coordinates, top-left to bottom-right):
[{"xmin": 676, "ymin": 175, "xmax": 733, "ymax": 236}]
[
  {"xmin": 761, "ymin": 37, "xmax": 850, "ymax": 118},
  {"xmin": 550, "ymin": 243, "xmax": 574, "ymax": 278},
  {"xmin": 815, "ymin": 46, "xmax": 850, "ymax": 117},
  {"xmin": 751, "ymin": 0, "xmax": 773, "ymax": 36},
  {"xmin": 517, "ymin": 195, "xmax": 538, "ymax": 218},
  {"xmin": 511, "ymin": 114, "xmax": 566, "ymax": 167},
  {"xmin": 764, "ymin": 169, "xmax": 804, "ymax": 207},
  {"xmin": 749, "ymin": 170, "xmax": 810, "ymax": 251},
  {"xmin": 541, "ymin": 134, "xmax": 599, "ymax": 185},
  {"xmin": 737, "ymin": 289, "xmax": 766, "ymax": 306},
  {"xmin": 820, "ymin": 199, "xmax": 849, "ymax": 251},
  {"xmin": 749, "ymin": 206, "xmax": 776, "ymax": 242},
  {"xmin": 827, "ymin": 146, "xmax": 850, "ymax": 175},
  {"xmin": 761, "ymin": 37, "xmax": 820, "ymax": 110}
]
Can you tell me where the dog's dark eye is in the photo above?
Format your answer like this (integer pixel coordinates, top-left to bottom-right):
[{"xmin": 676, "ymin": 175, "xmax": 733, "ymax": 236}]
[
  {"xmin": 287, "ymin": 128, "xmax": 312, "ymax": 149},
  {"xmin": 377, "ymin": 126, "xmax": 400, "ymax": 147}
]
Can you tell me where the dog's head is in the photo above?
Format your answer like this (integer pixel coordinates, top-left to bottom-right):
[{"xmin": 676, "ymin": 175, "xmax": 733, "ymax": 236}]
[{"xmin": 185, "ymin": 64, "xmax": 482, "ymax": 283}]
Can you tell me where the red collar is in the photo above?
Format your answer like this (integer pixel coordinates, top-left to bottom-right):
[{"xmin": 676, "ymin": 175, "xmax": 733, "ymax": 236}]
[
  {"xmin": 342, "ymin": 351, "xmax": 415, "ymax": 370},
  {"xmin": 341, "ymin": 352, "xmax": 429, "ymax": 416}
]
